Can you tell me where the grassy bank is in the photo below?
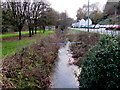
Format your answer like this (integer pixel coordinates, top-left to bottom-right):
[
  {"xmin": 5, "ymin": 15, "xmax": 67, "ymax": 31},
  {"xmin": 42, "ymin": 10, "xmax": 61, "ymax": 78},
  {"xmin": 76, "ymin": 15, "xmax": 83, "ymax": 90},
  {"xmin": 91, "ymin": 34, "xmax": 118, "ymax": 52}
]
[
  {"xmin": 70, "ymin": 28, "xmax": 110, "ymax": 37},
  {"xmin": 0, "ymin": 30, "xmax": 53, "ymax": 38},
  {"xmin": 2, "ymin": 31, "xmax": 62, "ymax": 88},
  {"xmin": 70, "ymin": 28, "xmax": 86, "ymax": 33},
  {"xmin": 1, "ymin": 31, "xmax": 54, "ymax": 59},
  {"xmin": 66, "ymin": 29, "xmax": 101, "ymax": 66}
]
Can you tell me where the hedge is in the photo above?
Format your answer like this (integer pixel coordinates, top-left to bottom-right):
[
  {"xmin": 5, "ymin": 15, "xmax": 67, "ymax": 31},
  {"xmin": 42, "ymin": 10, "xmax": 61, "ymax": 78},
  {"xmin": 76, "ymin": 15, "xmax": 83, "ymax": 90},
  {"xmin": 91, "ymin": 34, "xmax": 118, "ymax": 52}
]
[{"xmin": 79, "ymin": 35, "xmax": 120, "ymax": 89}]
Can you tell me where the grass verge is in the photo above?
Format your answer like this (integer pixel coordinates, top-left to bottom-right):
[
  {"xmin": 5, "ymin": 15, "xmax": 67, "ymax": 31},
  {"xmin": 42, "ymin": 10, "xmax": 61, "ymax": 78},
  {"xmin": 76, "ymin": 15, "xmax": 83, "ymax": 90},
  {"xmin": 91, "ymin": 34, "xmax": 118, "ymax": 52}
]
[
  {"xmin": 1, "ymin": 31, "xmax": 54, "ymax": 59},
  {"xmin": 69, "ymin": 28, "xmax": 110, "ymax": 37},
  {"xmin": 0, "ymin": 30, "xmax": 52, "ymax": 38}
]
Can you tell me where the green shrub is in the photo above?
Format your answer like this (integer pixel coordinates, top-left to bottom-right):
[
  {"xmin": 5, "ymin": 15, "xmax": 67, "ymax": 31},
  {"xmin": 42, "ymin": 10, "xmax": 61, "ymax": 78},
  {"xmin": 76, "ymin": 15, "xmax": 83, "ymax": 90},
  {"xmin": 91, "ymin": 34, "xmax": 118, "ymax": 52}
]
[{"xmin": 79, "ymin": 36, "xmax": 120, "ymax": 89}]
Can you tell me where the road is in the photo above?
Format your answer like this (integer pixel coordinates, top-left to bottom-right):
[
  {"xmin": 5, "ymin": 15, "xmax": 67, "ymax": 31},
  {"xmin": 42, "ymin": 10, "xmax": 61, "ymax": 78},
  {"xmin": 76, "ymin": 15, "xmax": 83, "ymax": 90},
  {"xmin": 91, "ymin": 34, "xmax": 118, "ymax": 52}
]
[{"xmin": 70, "ymin": 28, "xmax": 120, "ymax": 36}]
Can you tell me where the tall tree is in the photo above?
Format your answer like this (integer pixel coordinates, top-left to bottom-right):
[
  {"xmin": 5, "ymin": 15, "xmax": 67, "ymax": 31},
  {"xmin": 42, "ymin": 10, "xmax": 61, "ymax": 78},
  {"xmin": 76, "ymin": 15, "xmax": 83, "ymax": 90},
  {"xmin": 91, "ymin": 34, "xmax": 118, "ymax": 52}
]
[
  {"xmin": 25, "ymin": 0, "xmax": 50, "ymax": 36},
  {"xmin": 76, "ymin": 8, "xmax": 86, "ymax": 20},
  {"xmin": 45, "ymin": 8, "xmax": 59, "ymax": 26},
  {"xmin": 38, "ymin": 1, "xmax": 50, "ymax": 33},
  {"xmin": 90, "ymin": 11, "xmax": 103, "ymax": 24},
  {"xmin": 25, "ymin": 2, "xmax": 33, "ymax": 37},
  {"xmin": 76, "ymin": 2, "xmax": 101, "ymax": 20},
  {"xmin": 58, "ymin": 12, "xmax": 73, "ymax": 30},
  {"xmin": 2, "ymin": 1, "xmax": 28, "ymax": 40}
]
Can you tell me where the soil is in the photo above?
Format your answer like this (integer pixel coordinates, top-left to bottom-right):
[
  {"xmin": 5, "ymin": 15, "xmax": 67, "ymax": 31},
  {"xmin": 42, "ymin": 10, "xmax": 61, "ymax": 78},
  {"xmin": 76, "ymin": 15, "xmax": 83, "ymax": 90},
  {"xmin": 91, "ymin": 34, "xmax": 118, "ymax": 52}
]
[{"xmin": 2, "ymin": 33, "xmax": 42, "ymax": 42}]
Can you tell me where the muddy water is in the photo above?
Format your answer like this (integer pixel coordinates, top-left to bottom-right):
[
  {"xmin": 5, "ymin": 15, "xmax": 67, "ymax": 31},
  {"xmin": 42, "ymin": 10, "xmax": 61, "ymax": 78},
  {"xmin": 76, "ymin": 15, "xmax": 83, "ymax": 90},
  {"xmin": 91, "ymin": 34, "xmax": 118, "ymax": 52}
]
[{"xmin": 51, "ymin": 42, "xmax": 81, "ymax": 88}]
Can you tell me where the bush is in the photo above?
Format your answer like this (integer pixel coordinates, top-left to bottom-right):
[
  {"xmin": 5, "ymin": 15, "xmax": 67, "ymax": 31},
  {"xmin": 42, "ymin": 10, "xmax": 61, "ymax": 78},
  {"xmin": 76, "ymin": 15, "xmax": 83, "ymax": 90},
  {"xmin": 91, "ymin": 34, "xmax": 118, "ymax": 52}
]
[{"xmin": 79, "ymin": 36, "xmax": 120, "ymax": 89}]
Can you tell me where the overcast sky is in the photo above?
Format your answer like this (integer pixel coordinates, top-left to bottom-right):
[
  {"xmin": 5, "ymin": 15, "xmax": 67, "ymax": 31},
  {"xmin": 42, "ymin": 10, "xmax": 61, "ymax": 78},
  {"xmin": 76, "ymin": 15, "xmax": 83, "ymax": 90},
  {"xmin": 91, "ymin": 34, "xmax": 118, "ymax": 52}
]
[{"xmin": 48, "ymin": 0, "xmax": 108, "ymax": 19}]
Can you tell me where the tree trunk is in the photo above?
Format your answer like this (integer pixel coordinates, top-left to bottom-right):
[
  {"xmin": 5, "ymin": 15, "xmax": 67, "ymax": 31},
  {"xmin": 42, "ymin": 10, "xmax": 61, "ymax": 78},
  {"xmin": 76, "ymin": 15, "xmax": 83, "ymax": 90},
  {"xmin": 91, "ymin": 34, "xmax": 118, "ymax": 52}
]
[
  {"xmin": 43, "ymin": 26, "xmax": 45, "ymax": 33},
  {"xmin": 32, "ymin": 27, "xmax": 34, "ymax": 35},
  {"xmin": 29, "ymin": 26, "xmax": 32, "ymax": 37},
  {"xmin": 18, "ymin": 26, "xmax": 23, "ymax": 40},
  {"xmin": 19, "ymin": 29, "xmax": 21, "ymax": 40},
  {"xmin": 35, "ymin": 26, "xmax": 37, "ymax": 34}
]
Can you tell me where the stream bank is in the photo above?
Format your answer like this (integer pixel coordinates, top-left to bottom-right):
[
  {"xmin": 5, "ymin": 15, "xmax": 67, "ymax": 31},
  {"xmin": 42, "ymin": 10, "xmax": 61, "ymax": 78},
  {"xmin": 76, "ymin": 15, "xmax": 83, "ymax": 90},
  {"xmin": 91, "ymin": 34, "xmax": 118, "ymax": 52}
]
[
  {"xmin": 50, "ymin": 29, "xmax": 100, "ymax": 88},
  {"xmin": 66, "ymin": 30, "xmax": 101, "ymax": 67},
  {"xmin": 2, "ymin": 32, "xmax": 63, "ymax": 89}
]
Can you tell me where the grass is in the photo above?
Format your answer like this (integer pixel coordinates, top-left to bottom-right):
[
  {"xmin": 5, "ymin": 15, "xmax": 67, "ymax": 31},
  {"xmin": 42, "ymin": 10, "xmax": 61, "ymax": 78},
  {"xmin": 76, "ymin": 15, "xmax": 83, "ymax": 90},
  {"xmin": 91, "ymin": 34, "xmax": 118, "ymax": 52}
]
[
  {"xmin": 0, "ymin": 30, "xmax": 51, "ymax": 38},
  {"xmin": 70, "ymin": 28, "xmax": 86, "ymax": 33},
  {"xmin": 70, "ymin": 28, "xmax": 109, "ymax": 37},
  {"xmin": 1, "ymin": 31, "xmax": 54, "ymax": 59},
  {"xmin": 0, "ymin": 42, "xmax": 2, "ymax": 60}
]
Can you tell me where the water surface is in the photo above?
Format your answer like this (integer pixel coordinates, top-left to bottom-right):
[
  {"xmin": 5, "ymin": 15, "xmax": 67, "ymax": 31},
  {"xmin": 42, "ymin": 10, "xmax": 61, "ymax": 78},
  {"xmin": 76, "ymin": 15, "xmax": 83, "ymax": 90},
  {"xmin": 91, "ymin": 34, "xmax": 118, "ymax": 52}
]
[{"xmin": 51, "ymin": 42, "xmax": 80, "ymax": 88}]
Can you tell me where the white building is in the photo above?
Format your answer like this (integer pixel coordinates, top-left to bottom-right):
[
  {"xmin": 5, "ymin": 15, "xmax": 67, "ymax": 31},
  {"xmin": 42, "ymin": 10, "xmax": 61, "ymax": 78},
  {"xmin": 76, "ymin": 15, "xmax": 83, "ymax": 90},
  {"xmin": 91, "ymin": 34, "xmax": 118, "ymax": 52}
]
[
  {"xmin": 85, "ymin": 19, "xmax": 92, "ymax": 26},
  {"xmin": 79, "ymin": 19, "xmax": 86, "ymax": 27},
  {"xmin": 71, "ymin": 18, "xmax": 92, "ymax": 28}
]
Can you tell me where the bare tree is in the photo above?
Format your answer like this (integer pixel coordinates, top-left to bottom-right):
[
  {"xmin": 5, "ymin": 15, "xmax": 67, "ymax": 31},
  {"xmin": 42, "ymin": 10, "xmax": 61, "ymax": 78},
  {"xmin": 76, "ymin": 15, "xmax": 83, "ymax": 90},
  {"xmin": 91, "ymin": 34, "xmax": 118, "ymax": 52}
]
[
  {"xmin": 38, "ymin": 1, "xmax": 50, "ymax": 33},
  {"xmin": 90, "ymin": 11, "xmax": 103, "ymax": 24},
  {"xmin": 45, "ymin": 8, "xmax": 59, "ymax": 26},
  {"xmin": 25, "ymin": 2, "xmax": 33, "ymax": 37},
  {"xmin": 58, "ymin": 12, "xmax": 73, "ymax": 30},
  {"xmin": 27, "ymin": 1, "xmax": 50, "ymax": 34},
  {"xmin": 3, "ymin": 1, "xmax": 28, "ymax": 40},
  {"xmin": 76, "ymin": 8, "xmax": 87, "ymax": 20},
  {"xmin": 76, "ymin": 2, "xmax": 101, "ymax": 20}
]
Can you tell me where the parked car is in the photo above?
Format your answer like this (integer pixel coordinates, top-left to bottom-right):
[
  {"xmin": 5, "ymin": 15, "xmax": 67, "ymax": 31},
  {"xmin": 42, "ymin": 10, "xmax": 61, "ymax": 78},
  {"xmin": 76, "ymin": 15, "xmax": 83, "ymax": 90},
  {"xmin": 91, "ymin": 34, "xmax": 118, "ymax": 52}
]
[
  {"xmin": 90, "ymin": 25, "xmax": 95, "ymax": 28},
  {"xmin": 81, "ymin": 25, "xmax": 87, "ymax": 28},
  {"xmin": 106, "ymin": 25, "xmax": 114, "ymax": 30},
  {"xmin": 84, "ymin": 25, "xmax": 91, "ymax": 28},
  {"xmin": 94, "ymin": 24, "xmax": 100, "ymax": 29},
  {"xmin": 106, "ymin": 25, "xmax": 120, "ymax": 30},
  {"xmin": 100, "ymin": 25, "xmax": 105, "ymax": 28},
  {"xmin": 112, "ymin": 25, "xmax": 120, "ymax": 30}
]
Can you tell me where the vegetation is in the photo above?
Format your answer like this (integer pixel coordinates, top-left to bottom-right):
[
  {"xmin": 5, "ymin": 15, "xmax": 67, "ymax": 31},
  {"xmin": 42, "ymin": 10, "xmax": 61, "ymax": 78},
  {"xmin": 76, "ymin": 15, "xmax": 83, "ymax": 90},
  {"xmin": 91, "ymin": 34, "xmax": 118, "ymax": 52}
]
[
  {"xmin": 1, "ymin": 1, "xmax": 73, "ymax": 39},
  {"xmin": 2, "ymin": 31, "xmax": 54, "ymax": 59},
  {"xmin": 0, "ymin": 31, "xmax": 52, "ymax": 38},
  {"xmin": 67, "ymin": 29, "xmax": 120, "ymax": 89},
  {"xmin": 2, "ymin": 31, "xmax": 62, "ymax": 88},
  {"xmin": 79, "ymin": 35, "xmax": 120, "ymax": 89},
  {"xmin": 70, "ymin": 28, "xmax": 86, "ymax": 33},
  {"xmin": 58, "ymin": 12, "xmax": 74, "ymax": 30},
  {"xmin": 1, "ymin": 1, "xmax": 55, "ymax": 39},
  {"xmin": 76, "ymin": 0, "xmax": 120, "ymax": 24},
  {"xmin": 69, "ymin": 28, "xmax": 109, "ymax": 37},
  {"xmin": 99, "ymin": 15, "xmax": 120, "ymax": 25},
  {"xmin": 1, "ymin": 0, "xmax": 73, "ymax": 88},
  {"xmin": 1, "ymin": 0, "xmax": 120, "ymax": 89},
  {"xmin": 76, "ymin": 2, "xmax": 103, "ymax": 24},
  {"xmin": 66, "ymin": 30, "xmax": 101, "ymax": 66}
]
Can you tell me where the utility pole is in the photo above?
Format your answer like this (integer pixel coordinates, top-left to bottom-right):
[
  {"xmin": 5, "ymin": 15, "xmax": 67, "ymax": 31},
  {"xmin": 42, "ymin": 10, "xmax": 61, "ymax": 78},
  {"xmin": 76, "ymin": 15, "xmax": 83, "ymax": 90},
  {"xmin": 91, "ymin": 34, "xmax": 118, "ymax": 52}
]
[
  {"xmin": 88, "ymin": 0, "xmax": 90, "ymax": 32},
  {"xmin": 65, "ymin": 10, "xmax": 67, "ymax": 29}
]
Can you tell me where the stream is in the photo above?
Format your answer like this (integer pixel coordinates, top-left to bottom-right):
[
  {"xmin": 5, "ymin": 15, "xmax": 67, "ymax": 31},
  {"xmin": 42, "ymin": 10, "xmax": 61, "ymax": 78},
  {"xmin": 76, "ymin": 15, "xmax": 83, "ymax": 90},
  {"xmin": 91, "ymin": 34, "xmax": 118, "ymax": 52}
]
[{"xmin": 51, "ymin": 41, "xmax": 81, "ymax": 88}]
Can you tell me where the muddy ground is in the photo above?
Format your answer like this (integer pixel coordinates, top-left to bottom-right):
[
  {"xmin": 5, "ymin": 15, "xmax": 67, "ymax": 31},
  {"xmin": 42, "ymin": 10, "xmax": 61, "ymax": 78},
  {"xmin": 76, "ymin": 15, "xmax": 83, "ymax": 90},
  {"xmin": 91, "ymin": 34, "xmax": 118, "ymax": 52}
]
[{"xmin": 2, "ymin": 33, "xmax": 42, "ymax": 42}]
